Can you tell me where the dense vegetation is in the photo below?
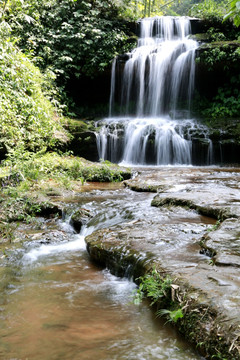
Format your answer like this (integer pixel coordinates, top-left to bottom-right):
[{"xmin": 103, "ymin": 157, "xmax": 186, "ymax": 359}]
[
  {"xmin": 0, "ymin": 21, "xmax": 68, "ymax": 159},
  {"xmin": 0, "ymin": 0, "xmax": 239, "ymax": 160},
  {"xmin": 3, "ymin": 0, "xmax": 135, "ymax": 110},
  {"xmin": 188, "ymin": 0, "xmax": 240, "ymax": 120},
  {"xmin": 120, "ymin": 0, "xmax": 240, "ymax": 24}
]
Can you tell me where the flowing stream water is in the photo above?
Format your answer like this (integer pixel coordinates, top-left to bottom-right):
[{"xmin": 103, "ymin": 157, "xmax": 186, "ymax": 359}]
[
  {"xmin": 0, "ymin": 183, "xmax": 206, "ymax": 360},
  {"xmin": 96, "ymin": 16, "xmax": 215, "ymax": 166}
]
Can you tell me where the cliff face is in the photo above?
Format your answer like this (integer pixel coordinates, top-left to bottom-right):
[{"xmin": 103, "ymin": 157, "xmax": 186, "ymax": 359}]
[{"xmin": 195, "ymin": 42, "xmax": 239, "ymax": 90}]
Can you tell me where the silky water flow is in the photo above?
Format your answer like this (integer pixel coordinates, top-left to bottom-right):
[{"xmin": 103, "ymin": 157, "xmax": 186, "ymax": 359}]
[{"xmin": 96, "ymin": 16, "xmax": 214, "ymax": 166}]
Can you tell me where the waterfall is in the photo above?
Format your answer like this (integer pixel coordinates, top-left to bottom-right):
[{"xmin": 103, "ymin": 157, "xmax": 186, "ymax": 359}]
[{"xmin": 96, "ymin": 16, "xmax": 214, "ymax": 166}]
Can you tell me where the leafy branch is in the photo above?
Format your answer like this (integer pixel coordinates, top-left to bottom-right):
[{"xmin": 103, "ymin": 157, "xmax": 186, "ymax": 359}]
[{"xmin": 223, "ymin": 0, "xmax": 240, "ymax": 27}]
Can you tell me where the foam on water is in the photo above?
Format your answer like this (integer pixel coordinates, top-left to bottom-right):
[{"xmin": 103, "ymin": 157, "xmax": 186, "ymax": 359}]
[
  {"xmin": 22, "ymin": 234, "xmax": 86, "ymax": 263},
  {"xmin": 22, "ymin": 225, "xmax": 94, "ymax": 264}
]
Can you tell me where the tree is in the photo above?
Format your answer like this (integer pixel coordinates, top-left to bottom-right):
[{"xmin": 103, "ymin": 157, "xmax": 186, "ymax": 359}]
[
  {"xmin": 4, "ymin": 0, "xmax": 133, "ymax": 83},
  {"xmin": 118, "ymin": 0, "xmax": 200, "ymax": 17}
]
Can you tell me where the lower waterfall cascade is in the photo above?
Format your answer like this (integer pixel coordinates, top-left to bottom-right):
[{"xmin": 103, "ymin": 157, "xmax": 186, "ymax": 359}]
[
  {"xmin": 96, "ymin": 117, "xmax": 215, "ymax": 166},
  {"xmin": 95, "ymin": 16, "xmax": 229, "ymax": 166}
]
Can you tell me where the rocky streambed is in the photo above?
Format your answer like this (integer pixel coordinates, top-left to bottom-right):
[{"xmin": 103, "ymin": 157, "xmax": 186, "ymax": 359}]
[
  {"xmin": 1, "ymin": 164, "xmax": 240, "ymax": 359},
  {"xmin": 85, "ymin": 166, "xmax": 240, "ymax": 359}
]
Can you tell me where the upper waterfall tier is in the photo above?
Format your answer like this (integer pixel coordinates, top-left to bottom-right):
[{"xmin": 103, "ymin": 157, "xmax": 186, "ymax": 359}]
[{"xmin": 109, "ymin": 16, "xmax": 198, "ymax": 118}]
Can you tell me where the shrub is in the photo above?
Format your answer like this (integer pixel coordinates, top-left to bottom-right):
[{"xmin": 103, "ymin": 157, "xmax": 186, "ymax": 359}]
[{"xmin": 0, "ymin": 21, "xmax": 68, "ymax": 156}]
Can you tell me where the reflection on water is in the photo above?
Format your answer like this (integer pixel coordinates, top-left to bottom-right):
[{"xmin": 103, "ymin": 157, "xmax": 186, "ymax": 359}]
[{"xmin": 0, "ymin": 186, "xmax": 205, "ymax": 360}]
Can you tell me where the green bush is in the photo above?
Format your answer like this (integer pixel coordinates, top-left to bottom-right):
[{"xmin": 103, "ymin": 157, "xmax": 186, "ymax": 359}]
[
  {"xmin": 2, "ymin": 151, "xmax": 130, "ymax": 184},
  {"xmin": 193, "ymin": 74, "xmax": 240, "ymax": 119},
  {"xmin": 202, "ymin": 84, "xmax": 240, "ymax": 118},
  {"xmin": 133, "ymin": 268, "xmax": 172, "ymax": 306},
  {"xmin": 0, "ymin": 21, "xmax": 68, "ymax": 155}
]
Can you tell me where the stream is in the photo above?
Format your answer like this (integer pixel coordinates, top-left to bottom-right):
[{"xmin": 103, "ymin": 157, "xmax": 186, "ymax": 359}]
[{"xmin": 0, "ymin": 182, "xmax": 206, "ymax": 360}]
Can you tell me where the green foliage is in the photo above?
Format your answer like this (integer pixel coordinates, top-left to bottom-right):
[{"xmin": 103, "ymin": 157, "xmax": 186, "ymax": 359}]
[
  {"xmin": 189, "ymin": 0, "xmax": 240, "ymax": 39},
  {"xmin": 190, "ymin": 0, "xmax": 226, "ymax": 21},
  {"xmin": 204, "ymin": 88, "xmax": 240, "ymax": 118},
  {"xmin": 196, "ymin": 44, "xmax": 240, "ymax": 70},
  {"xmin": 196, "ymin": 47, "xmax": 227, "ymax": 69},
  {"xmin": 194, "ymin": 41, "xmax": 240, "ymax": 119},
  {"xmin": 206, "ymin": 27, "xmax": 226, "ymax": 42},
  {"xmin": 2, "ymin": 151, "xmax": 129, "ymax": 186},
  {"xmin": 164, "ymin": 0, "xmax": 199, "ymax": 16},
  {"xmin": 133, "ymin": 268, "xmax": 184, "ymax": 323},
  {"xmin": 211, "ymin": 352, "xmax": 228, "ymax": 360},
  {"xmin": 0, "ymin": 193, "xmax": 42, "ymax": 222},
  {"xmin": 156, "ymin": 308, "xmax": 184, "ymax": 323},
  {"xmin": 119, "ymin": 0, "xmax": 199, "ymax": 18},
  {"xmin": 133, "ymin": 268, "xmax": 172, "ymax": 306},
  {"xmin": 189, "ymin": 0, "xmax": 240, "ymax": 32},
  {"xmin": 3, "ymin": 0, "xmax": 207, "ymax": 95},
  {"xmin": 224, "ymin": 0, "xmax": 240, "ymax": 27},
  {"xmin": 196, "ymin": 76, "xmax": 240, "ymax": 118},
  {"xmin": 207, "ymin": 220, "xmax": 221, "ymax": 232},
  {"xmin": 0, "ymin": 221, "xmax": 17, "ymax": 242},
  {"xmin": 0, "ymin": 21, "xmax": 68, "ymax": 156},
  {"xmin": 5, "ymin": 0, "xmax": 133, "ymax": 83}
]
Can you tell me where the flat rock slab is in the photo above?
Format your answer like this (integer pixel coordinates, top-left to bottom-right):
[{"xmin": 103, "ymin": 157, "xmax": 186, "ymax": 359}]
[
  {"xmin": 203, "ymin": 217, "xmax": 240, "ymax": 267},
  {"xmin": 126, "ymin": 167, "xmax": 240, "ymax": 219},
  {"xmin": 86, "ymin": 167, "xmax": 240, "ymax": 359}
]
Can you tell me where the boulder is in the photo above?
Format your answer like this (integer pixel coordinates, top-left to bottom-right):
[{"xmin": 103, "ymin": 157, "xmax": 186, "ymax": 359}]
[{"xmin": 70, "ymin": 208, "xmax": 93, "ymax": 233}]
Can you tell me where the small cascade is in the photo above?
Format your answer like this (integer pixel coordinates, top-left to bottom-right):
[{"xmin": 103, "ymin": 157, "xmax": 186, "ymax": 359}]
[
  {"xmin": 96, "ymin": 117, "xmax": 212, "ymax": 165},
  {"xmin": 96, "ymin": 16, "xmax": 214, "ymax": 166}
]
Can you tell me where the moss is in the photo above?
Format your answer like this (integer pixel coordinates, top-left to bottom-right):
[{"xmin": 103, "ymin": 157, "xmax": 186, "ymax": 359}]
[
  {"xmin": 0, "ymin": 154, "xmax": 132, "ymax": 243},
  {"xmin": 190, "ymin": 33, "xmax": 211, "ymax": 42},
  {"xmin": 63, "ymin": 117, "xmax": 95, "ymax": 132},
  {"xmin": 200, "ymin": 119, "xmax": 240, "ymax": 143}
]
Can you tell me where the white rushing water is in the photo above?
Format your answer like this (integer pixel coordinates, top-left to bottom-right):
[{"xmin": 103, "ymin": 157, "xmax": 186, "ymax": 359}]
[
  {"xmin": 96, "ymin": 116, "xmax": 212, "ymax": 166},
  {"xmin": 110, "ymin": 16, "xmax": 197, "ymax": 117},
  {"xmin": 22, "ymin": 220, "xmax": 96, "ymax": 263},
  {"xmin": 96, "ymin": 16, "xmax": 214, "ymax": 166}
]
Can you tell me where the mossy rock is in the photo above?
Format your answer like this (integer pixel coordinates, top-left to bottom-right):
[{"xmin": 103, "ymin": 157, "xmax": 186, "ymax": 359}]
[
  {"xmin": 189, "ymin": 33, "xmax": 211, "ymax": 42},
  {"xmin": 70, "ymin": 208, "xmax": 93, "ymax": 233},
  {"xmin": 62, "ymin": 118, "xmax": 98, "ymax": 160},
  {"xmin": 37, "ymin": 201, "xmax": 62, "ymax": 218},
  {"xmin": 63, "ymin": 118, "xmax": 95, "ymax": 132}
]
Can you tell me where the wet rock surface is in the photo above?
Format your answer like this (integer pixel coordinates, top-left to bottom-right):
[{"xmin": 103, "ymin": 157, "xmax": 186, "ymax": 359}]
[
  {"xmin": 86, "ymin": 167, "xmax": 240, "ymax": 359},
  {"xmin": 203, "ymin": 217, "xmax": 240, "ymax": 268},
  {"xmin": 70, "ymin": 208, "xmax": 93, "ymax": 233}
]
